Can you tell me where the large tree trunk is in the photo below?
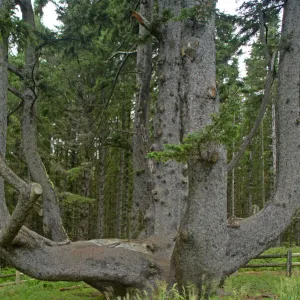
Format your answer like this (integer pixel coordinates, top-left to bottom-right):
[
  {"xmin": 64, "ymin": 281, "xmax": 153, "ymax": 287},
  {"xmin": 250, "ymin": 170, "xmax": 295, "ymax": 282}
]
[
  {"xmin": 151, "ymin": 0, "xmax": 188, "ymax": 240},
  {"xmin": 18, "ymin": 0, "xmax": 67, "ymax": 241},
  {"xmin": 131, "ymin": 0, "xmax": 154, "ymax": 238},
  {"xmin": 171, "ymin": 1, "xmax": 228, "ymax": 295},
  {"xmin": 0, "ymin": 0, "xmax": 10, "ymax": 227}
]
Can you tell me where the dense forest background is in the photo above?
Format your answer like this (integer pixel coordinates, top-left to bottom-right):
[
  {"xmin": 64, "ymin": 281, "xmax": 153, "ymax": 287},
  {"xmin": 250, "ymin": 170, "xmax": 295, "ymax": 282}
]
[{"xmin": 3, "ymin": 0, "xmax": 299, "ymax": 246}]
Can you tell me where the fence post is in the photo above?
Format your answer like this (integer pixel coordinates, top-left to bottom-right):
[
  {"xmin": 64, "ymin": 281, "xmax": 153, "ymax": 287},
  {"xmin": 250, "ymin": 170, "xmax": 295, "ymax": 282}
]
[
  {"xmin": 15, "ymin": 271, "xmax": 20, "ymax": 286},
  {"xmin": 286, "ymin": 249, "xmax": 292, "ymax": 277}
]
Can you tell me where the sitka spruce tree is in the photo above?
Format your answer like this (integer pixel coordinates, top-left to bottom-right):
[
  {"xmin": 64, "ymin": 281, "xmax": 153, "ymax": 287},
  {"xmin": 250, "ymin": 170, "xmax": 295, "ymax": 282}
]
[{"xmin": 1, "ymin": 0, "xmax": 300, "ymax": 298}]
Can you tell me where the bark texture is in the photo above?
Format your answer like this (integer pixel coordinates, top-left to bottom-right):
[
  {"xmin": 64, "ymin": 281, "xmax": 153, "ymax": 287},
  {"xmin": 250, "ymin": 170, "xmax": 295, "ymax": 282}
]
[
  {"xmin": 18, "ymin": 0, "xmax": 67, "ymax": 241},
  {"xmin": 171, "ymin": 1, "xmax": 228, "ymax": 294},
  {"xmin": 151, "ymin": 0, "xmax": 187, "ymax": 240},
  {"xmin": 0, "ymin": 0, "xmax": 10, "ymax": 227},
  {"xmin": 131, "ymin": 0, "xmax": 154, "ymax": 238},
  {"xmin": 0, "ymin": 228, "xmax": 161, "ymax": 294}
]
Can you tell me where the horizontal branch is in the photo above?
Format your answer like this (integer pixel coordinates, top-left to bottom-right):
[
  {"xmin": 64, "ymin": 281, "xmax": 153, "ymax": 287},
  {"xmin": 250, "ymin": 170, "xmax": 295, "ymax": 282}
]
[
  {"xmin": 8, "ymin": 86, "xmax": 24, "ymax": 100},
  {"xmin": 0, "ymin": 228, "xmax": 164, "ymax": 295},
  {"xmin": 0, "ymin": 183, "xmax": 42, "ymax": 246}
]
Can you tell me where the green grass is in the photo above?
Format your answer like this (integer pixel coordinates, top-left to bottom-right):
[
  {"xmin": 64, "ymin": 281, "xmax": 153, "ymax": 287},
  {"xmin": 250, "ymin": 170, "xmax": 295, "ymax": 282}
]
[
  {"xmin": 0, "ymin": 279, "xmax": 104, "ymax": 299},
  {"xmin": 224, "ymin": 271, "xmax": 281, "ymax": 298}
]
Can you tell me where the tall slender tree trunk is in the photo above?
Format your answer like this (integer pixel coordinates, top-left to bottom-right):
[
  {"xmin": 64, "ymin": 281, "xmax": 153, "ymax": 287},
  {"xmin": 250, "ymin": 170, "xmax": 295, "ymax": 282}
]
[
  {"xmin": 0, "ymin": 0, "xmax": 10, "ymax": 227},
  {"xmin": 18, "ymin": 0, "xmax": 67, "ymax": 241},
  {"xmin": 131, "ymin": 0, "xmax": 154, "ymax": 238}
]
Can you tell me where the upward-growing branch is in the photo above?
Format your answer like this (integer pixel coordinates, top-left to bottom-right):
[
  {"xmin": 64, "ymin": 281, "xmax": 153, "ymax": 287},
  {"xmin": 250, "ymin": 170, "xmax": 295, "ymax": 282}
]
[{"xmin": 19, "ymin": 0, "xmax": 68, "ymax": 242}]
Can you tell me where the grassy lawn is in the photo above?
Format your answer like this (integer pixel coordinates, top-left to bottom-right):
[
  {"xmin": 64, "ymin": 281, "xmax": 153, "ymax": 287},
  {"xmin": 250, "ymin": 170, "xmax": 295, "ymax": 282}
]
[
  {"xmin": 1, "ymin": 247, "xmax": 300, "ymax": 299},
  {"xmin": 0, "ymin": 278, "xmax": 104, "ymax": 299}
]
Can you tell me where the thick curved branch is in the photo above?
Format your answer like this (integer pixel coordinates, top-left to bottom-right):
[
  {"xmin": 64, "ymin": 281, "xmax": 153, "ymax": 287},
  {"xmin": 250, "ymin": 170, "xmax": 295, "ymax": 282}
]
[
  {"xmin": 227, "ymin": 51, "xmax": 276, "ymax": 173},
  {"xmin": 224, "ymin": 0, "xmax": 300, "ymax": 275},
  {"xmin": 0, "ymin": 183, "xmax": 42, "ymax": 246},
  {"xmin": 0, "ymin": 228, "xmax": 164, "ymax": 296},
  {"xmin": 223, "ymin": 188, "xmax": 297, "ymax": 276}
]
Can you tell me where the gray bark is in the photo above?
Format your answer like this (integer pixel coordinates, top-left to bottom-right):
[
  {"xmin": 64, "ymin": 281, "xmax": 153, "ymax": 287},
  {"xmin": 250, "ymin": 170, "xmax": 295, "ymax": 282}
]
[
  {"xmin": 151, "ymin": 0, "xmax": 187, "ymax": 240},
  {"xmin": 171, "ymin": 2, "xmax": 228, "ymax": 294},
  {"xmin": 131, "ymin": 0, "xmax": 154, "ymax": 238},
  {"xmin": 0, "ymin": 227, "xmax": 161, "ymax": 294},
  {"xmin": 0, "ymin": 0, "xmax": 10, "ymax": 227},
  {"xmin": 18, "ymin": 0, "xmax": 67, "ymax": 241}
]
